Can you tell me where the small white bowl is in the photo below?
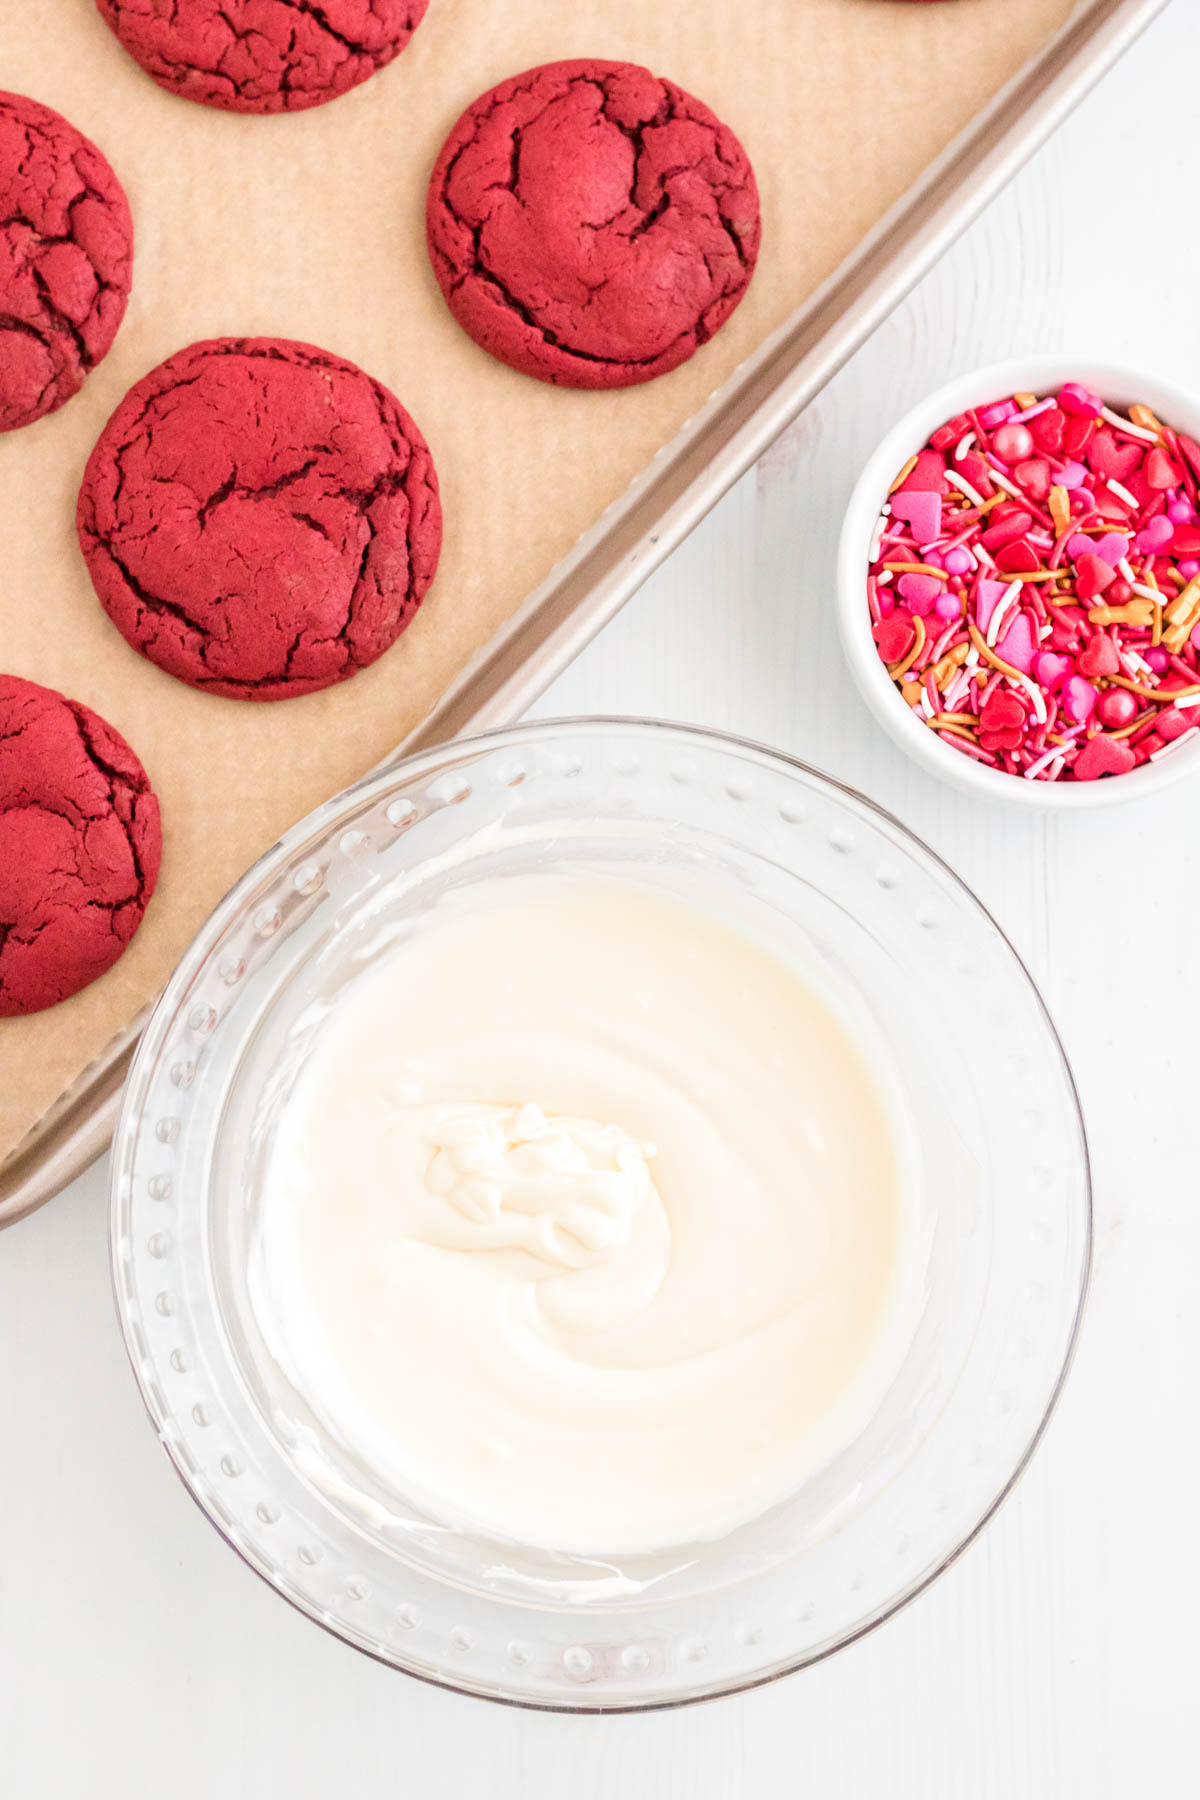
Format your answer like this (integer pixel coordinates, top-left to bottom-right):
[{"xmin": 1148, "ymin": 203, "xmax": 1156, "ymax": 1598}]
[{"xmin": 837, "ymin": 355, "xmax": 1200, "ymax": 807}]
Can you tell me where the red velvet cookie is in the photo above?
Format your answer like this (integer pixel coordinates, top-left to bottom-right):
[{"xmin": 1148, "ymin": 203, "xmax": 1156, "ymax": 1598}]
[
  {"xmin": 77, "ymin": 337, "xmax": 442, "ymax": 701},
  {"xmin": 0, "ymin": 92, "xmax": 133, "ymax": 433},
  {"xmin": 0, "ymin": 675, "xmax": 161, "ymax": 1017},
  {"xmin": 426, "ymin": 59, "xmax": 761, "ymax": 390},
  {"xmin": 96, "ymin": 0, "xmax": 430, "ymax": 115}
]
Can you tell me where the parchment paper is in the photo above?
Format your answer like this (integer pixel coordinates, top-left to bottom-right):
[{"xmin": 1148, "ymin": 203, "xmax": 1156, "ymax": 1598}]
[{"xmin": 0, "ymin": 0, "xmax": 1075, "ymax": 1162}]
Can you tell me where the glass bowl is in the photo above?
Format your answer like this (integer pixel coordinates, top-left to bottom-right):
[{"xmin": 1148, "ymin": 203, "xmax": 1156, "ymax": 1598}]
[{"xmin": 110, "ymin": 718, "xmax": 1091, "ymax": 1710}]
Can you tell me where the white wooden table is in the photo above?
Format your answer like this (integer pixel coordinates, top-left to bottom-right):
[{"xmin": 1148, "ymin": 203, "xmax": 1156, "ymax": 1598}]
[{"xmin": 3, "ymin": 7, "xmax": 1197, "ymax": 1793}]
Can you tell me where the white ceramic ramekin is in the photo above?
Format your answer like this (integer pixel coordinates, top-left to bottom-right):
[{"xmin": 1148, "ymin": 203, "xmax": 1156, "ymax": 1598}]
[{"xmin": 837, "ymin": 355, "xmax": 1200, "ymax": 807}]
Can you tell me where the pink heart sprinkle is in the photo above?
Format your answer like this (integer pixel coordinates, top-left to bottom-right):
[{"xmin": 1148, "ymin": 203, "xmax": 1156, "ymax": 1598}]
[
  {"xmin": 890, "ymin": 491, "xmax": 943, "ymax": 545},
  {"xmin": 975, "ymin": 578, "xmax": 1009, "ymax": 634},
  {"xmin": 897, "ymin": 572, "xmax": 941, "ymax": 612},
  {"xmin": 1135, "ymin": 514, "xmax": 1175, "ymax": 554},
  {"xmin": 1066, "ymin": 533, "xmax": 1095, "ymax": 562},
  {"xmin": 996, "ymin": 611, "xmax": 1038, "ymax": 674},
  {"xmin": 978, "ymin": 401, "xmax": 1016, "ymax": 430},
  {"xmin": 1095, "ymin": 532, "xmax": 1130, "ymax": 567},
  {"xmin": 1034, "ymin": 651, "xmax": 1073, "ymax": 692},
  {"xmin": 1062, "ymin": 674, "xmax": 1098, "ymax": 723},
  {"xmin": 1059, "ymin": 382, "xmax": 1101, "ymax": 419},
  {"xmin": 1059, "ymin": 461, "xmax": 1089, "ymax": 490}
]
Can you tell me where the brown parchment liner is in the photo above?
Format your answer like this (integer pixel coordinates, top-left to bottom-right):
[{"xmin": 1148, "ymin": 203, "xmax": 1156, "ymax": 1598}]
[{"xmin": 0, "ymin": 0, "xmax": 1076, "ymax": 1161}]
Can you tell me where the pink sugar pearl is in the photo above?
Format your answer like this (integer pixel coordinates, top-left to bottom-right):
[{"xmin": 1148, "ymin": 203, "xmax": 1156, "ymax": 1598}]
[
  {"xmin": 991, "ymin": 422, "xmax": 1035, "ymax": 465},
  {"xmin": 1096, "ymin": 688, "xmax": 1138, "ymax": 730}
]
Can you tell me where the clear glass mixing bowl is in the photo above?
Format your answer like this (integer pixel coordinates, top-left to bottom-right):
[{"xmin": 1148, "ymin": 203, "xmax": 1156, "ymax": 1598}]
[{"xmin": 110, "ymin": 719, "xmax": 1091, "ymax": 1710}]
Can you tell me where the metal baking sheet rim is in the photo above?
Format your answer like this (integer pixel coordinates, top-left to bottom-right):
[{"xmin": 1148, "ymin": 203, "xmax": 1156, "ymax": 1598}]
[{"xmin": 0, "ymin": 0, "xmax": 1170, "ymax": 1230}]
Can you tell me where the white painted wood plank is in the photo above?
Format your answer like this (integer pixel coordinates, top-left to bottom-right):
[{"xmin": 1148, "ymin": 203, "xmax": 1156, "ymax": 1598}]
[{"xmin": 3, "ymin": 4, "xmax": 1198, "ymax": 1792}]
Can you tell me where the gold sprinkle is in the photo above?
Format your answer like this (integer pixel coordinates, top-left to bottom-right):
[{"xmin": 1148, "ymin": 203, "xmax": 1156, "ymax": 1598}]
[
  {"xmin": 889, "ymin": 454, "xmax": 919, "ymax": 495},
  {"xmin": 1162, "ymin": 575, "xmax": 1200, "ymax": 651},
  {"xmin": 931, "ymin": 643, "xmax": 970, "ymax": 686},
  {"xmin": 881, "ymin": 561, "xmax": 948, "ymax": 578},
  {"xmin": 927, "ymin": 718, "xmax": 979, "ymax": 743},
  {"xmin": 1130, "ymin": 404, "xmax": 1164, "ymax": 436},
  {"xmin": 1087, "ymin": 600, "xmax": 1156, "ymax": 628},
  {"xmin": 1014, "ymin": 392, "xmax": 1038, "ymax": 410},
  {"xmin": 1105, "ymin": 674, "xmax": 1200, "ymax": 703},
  {"xmin": 1164, "ymin": 574, "xmax": 1200, "ymax": 625},
  {"xmin": 1049, "ymin": 485, "xmax": 1071, "ymax": 535},
  {"xmin": 888, "ymin": 615, "xmax": 927, "ymax": 681},
  {"xmin": 900, "ymin": 680, "xmax": 923, "ymax": 706}
]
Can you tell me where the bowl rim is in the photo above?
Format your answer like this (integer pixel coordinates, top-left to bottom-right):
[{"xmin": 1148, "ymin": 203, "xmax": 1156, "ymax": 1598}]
[
  {"xmin": 836, "ymin": 353, "xmax": 1200, "ymax": 808},
  {"xmin": 109, "ymin": 715, "xmax": 1093, "ymax": 1710}
]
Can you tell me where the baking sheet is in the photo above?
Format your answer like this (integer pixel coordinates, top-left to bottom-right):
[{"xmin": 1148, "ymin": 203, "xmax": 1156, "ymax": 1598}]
[{"xmin": 0, "ymin": 0, "xmax": 1078, "ymax": 1166}]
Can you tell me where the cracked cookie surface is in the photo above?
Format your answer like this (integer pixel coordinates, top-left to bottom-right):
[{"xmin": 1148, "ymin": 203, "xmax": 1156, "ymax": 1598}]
[
  {"xmin": 0, "ymin": 92, "xmax": 133, "ymax": 433},
  {"xmin": 77, "ymin": 337, "xmax": 442, "ymax": 701},
  {"xmin": 426, "ymin": 59, "xmax": 761, "ymax": 391},
  {"xmin": 0, "ymin": 674, "xmax": 161, "ymax": 1017},
  {"xmin": 96, "ymin": 0, "xmax": 430, "ymax": 115}
]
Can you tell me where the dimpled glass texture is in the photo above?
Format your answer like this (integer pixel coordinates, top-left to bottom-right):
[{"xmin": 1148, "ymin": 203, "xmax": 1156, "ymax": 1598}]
[{"xmin": 111, "ymin": 719, "xmax": 1090, "ymax": 1710}]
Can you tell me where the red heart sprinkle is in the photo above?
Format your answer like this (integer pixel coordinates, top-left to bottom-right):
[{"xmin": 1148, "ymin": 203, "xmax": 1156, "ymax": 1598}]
[
  {"xmin": 980, "ymin": 729, "xmax": 1023, "ymax": 752},
  {"xmin": 1014, "ymin": 457, "xmax": 1052, "ymax": 503},
  {"xmin": 1075, "ymin": 553, "xmax": 1117, "ymax": 600},
  {"xmin": 1076, "ymin": 634, "xmax": 1120, "ymax": 678},
  {"xmin": 1062, "ymin": 414, "xmax": 1096, "ymax": 456},
  {"xmin": 1028, "ymin": 407, "xmax": 1066, "ymax": 455},
  {"xmin": 980, "ymin": 690, "xmax": 1025, "ymax": 730},
  {"xmin": 1072, "ymin": 735, "xmax": 1137, "ymax": 780},
  {"xmin": 873, "ymin": 612, "xmax": 916, "ymax": 663},
  {"xmin": 899, "ymin": 448, "xmax": 949, "ymax": 494},
  {"xmin": 1086, "ymin": 430, "xmax": 1143, "ymax": 484},
  {"xmin": 1145, "ymin": 448, "xmax": 1183, "ymax": 490}
]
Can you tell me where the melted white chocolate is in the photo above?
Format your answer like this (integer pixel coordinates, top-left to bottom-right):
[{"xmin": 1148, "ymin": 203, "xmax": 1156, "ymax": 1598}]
[{"xmin": 252, "ymin": 876, "xmax": 918, "ymax": 1554}]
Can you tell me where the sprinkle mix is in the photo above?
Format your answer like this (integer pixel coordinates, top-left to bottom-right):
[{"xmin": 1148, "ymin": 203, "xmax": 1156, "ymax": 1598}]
[{"xmin": 867, "ymin": 383, "xmax": 1200, "ymax": 781}]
